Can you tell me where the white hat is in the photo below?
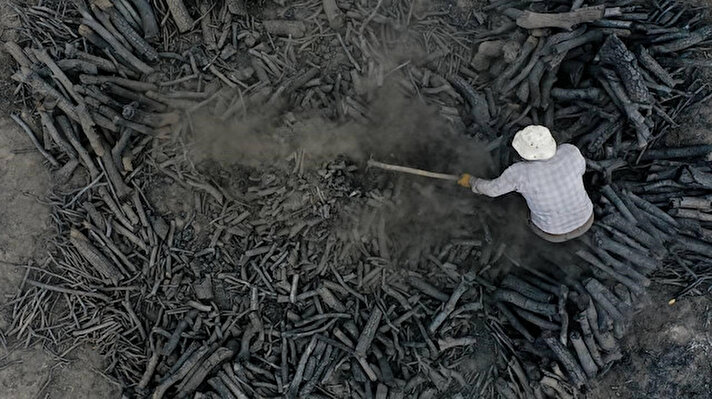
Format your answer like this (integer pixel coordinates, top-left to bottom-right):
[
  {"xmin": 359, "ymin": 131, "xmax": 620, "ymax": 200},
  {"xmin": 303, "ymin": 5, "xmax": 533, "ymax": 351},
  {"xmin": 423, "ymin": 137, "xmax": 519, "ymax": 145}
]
[{"xmin": 512, "ymin": 125, "xmax": 557, "ymax": 161}]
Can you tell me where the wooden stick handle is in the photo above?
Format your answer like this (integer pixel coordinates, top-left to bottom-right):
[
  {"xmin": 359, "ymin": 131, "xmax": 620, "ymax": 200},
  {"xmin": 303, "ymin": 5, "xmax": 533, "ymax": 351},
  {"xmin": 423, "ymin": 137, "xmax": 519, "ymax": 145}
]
[{"xmin": 367, "ymin": 159, "xmax": 460, "ymax": 181}]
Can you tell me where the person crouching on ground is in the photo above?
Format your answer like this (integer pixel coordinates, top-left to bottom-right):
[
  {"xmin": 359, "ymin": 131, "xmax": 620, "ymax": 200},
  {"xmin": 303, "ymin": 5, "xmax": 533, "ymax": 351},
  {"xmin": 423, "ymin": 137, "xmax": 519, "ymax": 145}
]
[{"xmin": 458, "ymin": 125, "xmax": 594, "ymax": 243}]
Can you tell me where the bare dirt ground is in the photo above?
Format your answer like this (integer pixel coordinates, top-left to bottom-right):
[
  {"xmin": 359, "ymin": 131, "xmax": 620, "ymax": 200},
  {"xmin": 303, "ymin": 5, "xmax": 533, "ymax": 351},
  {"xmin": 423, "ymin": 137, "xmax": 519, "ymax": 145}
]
[
  {"xmin": 589, "ymin": 287, "xmax": 712, "ymax": 398},
  {"xmin": 0, "ymin": 117, "xmax": 120, "ymax": 398},
  {"xmin": 0, "ymin": 3, "xmax": 119, "ymax": 397}
]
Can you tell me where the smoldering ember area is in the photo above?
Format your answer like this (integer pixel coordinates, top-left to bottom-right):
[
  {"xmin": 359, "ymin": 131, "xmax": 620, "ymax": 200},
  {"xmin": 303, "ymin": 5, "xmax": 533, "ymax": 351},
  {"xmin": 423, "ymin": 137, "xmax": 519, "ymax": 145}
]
[{"xmin": 0, "ymin": 0, "xmax": 711, "ymax": 398}]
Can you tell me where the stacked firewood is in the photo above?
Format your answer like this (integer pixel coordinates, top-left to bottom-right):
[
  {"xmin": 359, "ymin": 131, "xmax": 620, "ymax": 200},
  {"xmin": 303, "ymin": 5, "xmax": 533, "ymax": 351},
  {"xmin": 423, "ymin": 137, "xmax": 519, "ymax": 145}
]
[
  {"xmin": 492, "ymin": 154, "xmax": 712, "ymax": 397},
  {"xmin": 452, "ymin": 0, "xmax": 712, "ymax": 172}
]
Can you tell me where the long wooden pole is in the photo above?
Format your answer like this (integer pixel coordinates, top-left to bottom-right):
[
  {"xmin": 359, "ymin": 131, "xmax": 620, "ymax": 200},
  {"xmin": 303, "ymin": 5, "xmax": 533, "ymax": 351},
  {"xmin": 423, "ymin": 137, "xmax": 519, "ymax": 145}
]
[{"xmin": 367, "ymin": 159, "xmax": 459, "ymax": 181}]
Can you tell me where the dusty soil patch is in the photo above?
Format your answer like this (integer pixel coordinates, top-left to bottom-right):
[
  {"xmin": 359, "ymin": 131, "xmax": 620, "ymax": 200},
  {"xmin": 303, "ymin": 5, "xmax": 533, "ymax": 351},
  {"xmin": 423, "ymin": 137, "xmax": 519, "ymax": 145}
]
[
  {"xmin": 666, "ymin": 96, "xmax": 712, "ymax": 146},
  {"xmin": 589, "ymin": 287, "xmax": 712, "ymax": 398},
  {"xmin": 0, "ymin": 4, "xmax": 115, "ymax": 395},
  {"xmin": 0, "ymin": 117, "xmax": 51, "ymax": 324}
]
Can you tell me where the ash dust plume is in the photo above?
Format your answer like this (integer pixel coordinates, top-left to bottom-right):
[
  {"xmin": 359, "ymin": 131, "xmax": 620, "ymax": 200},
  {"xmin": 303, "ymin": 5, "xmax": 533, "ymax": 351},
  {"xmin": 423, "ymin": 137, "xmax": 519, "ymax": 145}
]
[{"xmin": 189, "ymin": 84, "xmax": 499, "ymax": 266}]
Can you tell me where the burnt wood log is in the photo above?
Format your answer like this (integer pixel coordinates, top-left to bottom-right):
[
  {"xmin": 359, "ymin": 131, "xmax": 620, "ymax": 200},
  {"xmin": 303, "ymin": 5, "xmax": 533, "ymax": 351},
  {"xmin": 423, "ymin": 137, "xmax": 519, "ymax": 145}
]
[
  {"xmin": 584, "ymin": 278, "xmax": 628, "ymax": 339},
  {"xmin": 543, "ymin": 26, "xmax": 587, "ymax": 53},
  {"xmin": 697, "ymin": 228, "xmax": 712, "ymax": 244},
  {"xmin": 494, "ymin": 289, "xmax": 557, "ymax": 316},
  {"xmin": 528, "ymin": 60, "xmax": 546, "ymax": 108},
  {"xmin": 600, "ymin": 223, "xmax": 651, "ymax": 254},
  {"xmin": 512, "ymin": 307, "xmax": 560, "ymax": 330},
  {"xmin": 500, "ymin": 275, "xmax": 554, "ymax": 303},
  {"xmin": 55, "ymin": 59, "xmax": 99, "ymax": 74},
  {"xmin": 448, "ymin": 75, "xmax": 492, "ymax": 133},
  {"xmin": 669, "ymin": 208, "xmax": 712, "ymax": 223},
  {"xmin": 406, "ymin": 276, "xmax": 448, "ymax": 301},
  {"xmin": 64, "ymin": 44, "xmax": 137, "ymax": 78},
  {"xmin": 551, "ymin": 88, "xmax": 605, "ymax": 102},
  {"xmin": 552, "ymin": 30, "xmax": 603, "ymax": 55},
  {"xmin": 671, "ymin": 197, "xmax": 712, "ymax": 210},
  {"xmin": 649, "ymin": 30, "xmax": 690, "ymax": 43},
  {"xmin": 79, "ymin": 74, "xmax": 157, "ymax": 91},
  {"xmin": 96, "ymin": 1, "xmax": 160, "ymax": 63},
  {"xmin": 584, "ymin": 299, "xmax": 618, "ymax": 353},
  {"xmin": 616, "ymin": 193, "xmax": 670, "ymax": 245},
  {"xmin": 167, "ymin": 0, "xmax": 195, "ymax": 33},
  {"xmin": 516, "ymin": 77, "xmax": 530, "ymax": 103},
  {"xmin": 540, "ymin": 65, "xmax": 560, "ymax": 110},
  {"xmin": 576, "ymin": 249, "xmax": 645, "ymax": 295},
  {"xmin": 557, "ymin": 112, "xmax": 597, "ymax": 143},
  {"xmin": 598, "ymin": 68, "xmax": 650, "ymax": 148},
  {"xmin": 496, "ymin": 302, "xmax": 535, "ymax": 342},
  {"xmin": 130, "ymin": 0, "xmax": 159, "ymax": 38},
  {"xmin": 657, "ymin": 57, "xmax": 712, "ymax": 68},
  {"xmin": 70, "ymin": 228, "xmax": 123, "ymax": 285},
  {"xmin": 584, "ymin": 118, "xmax": 624, "ymax": 153},
  {"xmin": 472, "ymin": 40, "xmax": 505, "ymax": 71},
  {"xmin": 570, "ymin": 331, "xmax": 598, "ymax": 378},
  {"xmin": 601, "ymin": 185, "xmax": 637, "ymax": 223},
  {"xmin": 105, "ymin": 83, "xmax": 166, "ymax": 111},
  {"xmin": 592, "ymin": 19, "xmax": 632, "ymax": 29},
  {"xmin": 541, "ymin": 331, "xmax": 587, "ymax": 388},
  {"xmin": 56, "ymin": 115, "xmax": 100, "ymax": 178},
  {"xmin": 76, "ymin": 3, "xmax": 154, "ymax": 75},
  {"xmin": 510, "ymin": 5, "xmax": 606, "ymax": 30},
  {"xmin": 618, "ymin": 12, "xmax": 648, "ymax": 21},
  {"xmin": 496, "ymin": 36, "xmax": 538, "ymax": 90},
  {"xmin": 679, "ymin": 167, "xmax": 712, "ymax": 190},
  {"xmin": 593, "ymin": 229, "xmax": 660, "ymax": 273},
  {"xmin": 652, "ymin": 25, "xmax": 712, "ymax": 54},
  {"xmin": 574, "ymin": 312, "xmax": 604, "ymax": 368},
  {"xmin": 626, "ymin": 190, "xmax": 679, "ymax": 227},
  {"xmin": 12, "ymin": 67, "xmax": 79, "ymax": 120},
  {"xmin": 114, "ymin": 3, "xmax": 140, "ymax": 33},
  {"xmin": 673, "ymin": 236, "xmax": 712, "ymax": 258},
  {"xmin": 598, "ymin": 34, "xmax": 651, "ymax": 105},
  {"xmin": 90, "ymin": 5, "xmax": 132, "ymax": 50},
  {"xmin": 38, "ymin": 110, "xmax": 77, "ymax": 160},
  {"xmin": 77, "ymin": 24, "xmax": 111, "ymax": 50},
  {"xmin": 640, "ymin": 145, "xmax": 712, "ymax": 161},
  {"xmin": 502, "ymin": 39, "xmax": 546, "ymax": 94},
  {"xmin": 635, "ymin": 46, "xmax": 675, "ymax": 87}
]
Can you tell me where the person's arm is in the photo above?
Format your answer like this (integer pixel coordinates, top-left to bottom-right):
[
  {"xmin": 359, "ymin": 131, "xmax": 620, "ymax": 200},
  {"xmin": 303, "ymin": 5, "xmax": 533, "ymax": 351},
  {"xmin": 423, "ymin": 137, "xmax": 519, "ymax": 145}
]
[
  {"xmin": 576, "ymin": 148, "xmax": 586, "ymax": 176},
  {"xmin": 470, "ymin": 165, "xmax": 521, "ymax": 197},
  {"xmin": 563, "ymin": 143, "xmax": 586, "ymax": 175}
]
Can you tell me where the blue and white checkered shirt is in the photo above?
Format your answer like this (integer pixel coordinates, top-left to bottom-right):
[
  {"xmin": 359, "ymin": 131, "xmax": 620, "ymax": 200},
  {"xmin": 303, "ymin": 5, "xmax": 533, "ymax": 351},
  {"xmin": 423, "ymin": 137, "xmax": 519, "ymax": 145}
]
[{"xmin": 471, "ymin": 144, "xmax": 593, "ymax": 234}]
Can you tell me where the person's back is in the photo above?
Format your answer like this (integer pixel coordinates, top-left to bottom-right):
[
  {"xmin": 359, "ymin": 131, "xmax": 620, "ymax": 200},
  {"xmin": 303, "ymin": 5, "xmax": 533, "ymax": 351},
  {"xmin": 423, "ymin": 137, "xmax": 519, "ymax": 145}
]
[{"xmin": 509, "ymin": 144, "xmax": 593, "ymax": 234}]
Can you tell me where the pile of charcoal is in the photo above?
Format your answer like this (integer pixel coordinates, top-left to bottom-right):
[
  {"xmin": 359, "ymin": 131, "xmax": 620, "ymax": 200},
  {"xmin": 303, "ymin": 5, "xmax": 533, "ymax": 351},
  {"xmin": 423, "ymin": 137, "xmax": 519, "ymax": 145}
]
[
  {"xmin": 464, "ymin": 0, "xmax": 712, "ymax": 397},
  {"xmin": 455, "ymin": 0, "xmax": 712, "ymax": 169},
  {"xmin": 3, "ymin": 0, "xmax": 712, "ymax": 398},
  {"xmin": 5, "ymin": 2, "xmax": 500, "ymax": 398},
  {"xmin": 491, "ymin": 171, "xmax": 712, "ymax": 397}
]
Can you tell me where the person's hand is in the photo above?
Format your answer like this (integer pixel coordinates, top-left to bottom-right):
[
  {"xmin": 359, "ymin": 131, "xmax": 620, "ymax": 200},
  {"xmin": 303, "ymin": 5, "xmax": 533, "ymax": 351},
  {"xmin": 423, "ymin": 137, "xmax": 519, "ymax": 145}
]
[{"xmin": 457, "ymin": 173, "xmax": 472, "ymax": 187}]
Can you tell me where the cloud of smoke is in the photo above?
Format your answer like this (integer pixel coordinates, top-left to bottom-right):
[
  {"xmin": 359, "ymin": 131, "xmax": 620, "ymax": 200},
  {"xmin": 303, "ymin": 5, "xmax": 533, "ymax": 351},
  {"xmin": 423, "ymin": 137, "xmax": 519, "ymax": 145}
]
[
  {"xmin": 189, "ymin": 83, "xmax": 493, "ymax": 173},
  {"xmin": 189, "ymin": 84, "xmax": 501, "ymax": 264}
]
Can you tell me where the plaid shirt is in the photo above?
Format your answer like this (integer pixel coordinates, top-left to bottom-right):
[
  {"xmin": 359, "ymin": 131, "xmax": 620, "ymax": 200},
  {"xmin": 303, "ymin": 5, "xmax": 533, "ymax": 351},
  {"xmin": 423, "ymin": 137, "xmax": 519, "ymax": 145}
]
[{"xmin": 471, "ymin": 144, "xmax": 593, "ymax": 234}]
